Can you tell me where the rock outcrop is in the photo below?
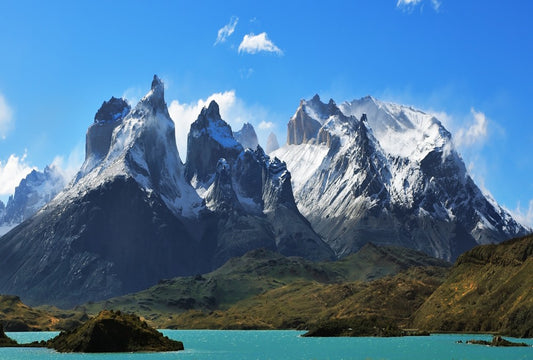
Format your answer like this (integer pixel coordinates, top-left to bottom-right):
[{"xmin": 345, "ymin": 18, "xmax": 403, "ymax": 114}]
[{"xmin": 47, "ymin": 310, "xmax": 183, "ymax": 353}]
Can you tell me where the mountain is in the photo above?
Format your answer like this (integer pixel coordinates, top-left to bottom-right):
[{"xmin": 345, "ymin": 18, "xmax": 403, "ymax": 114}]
[
  {"xmin": 184, "ymin": 100, "xmax": 333, "ymax": 265},
  {"xmin": 272, "ymin": 95, "xmax": 528, "ymax": 261},
  {"xmin": 233, "ymin": 122, "xmax": 259, "ymax": 150},
  {"xmin": 0, "ymin": 76, "xmax": 209, "ymax": 307},
  {"xmin": 0, "ymin": 76, "xmax": 332, "ymax": 308},
  {"xmin": 0, "ymin": 164, "xmax": 67, "ymax": 235},
  {"xmin": 266, "ymin": 132, "xmax": 280, "ymax": 153},
  {"xmin": 411, "ymin": 234, "xmax": 533, "ymax": 337}
]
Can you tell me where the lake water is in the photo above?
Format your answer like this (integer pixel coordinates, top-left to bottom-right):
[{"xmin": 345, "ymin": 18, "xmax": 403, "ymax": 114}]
[{"xmin": 2, "ymin": 330, "xmax": 532, "ymax": 360}]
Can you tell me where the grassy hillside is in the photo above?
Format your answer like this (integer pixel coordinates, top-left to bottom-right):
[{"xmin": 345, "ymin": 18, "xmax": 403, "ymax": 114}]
[
  {"xmin": 78, "ymin": 244, "xmax": 449, "ymax": 328},
  {"xmin": 411, "ymin": 234, "xmax": 533, "ymax": 337},
  {"xmin": 0, "ymin": 295, "xmax": 86, "ymax": 331},
  {"xmin": 164, "ymin": 266, "xmax": 447, "ymax": 330}
]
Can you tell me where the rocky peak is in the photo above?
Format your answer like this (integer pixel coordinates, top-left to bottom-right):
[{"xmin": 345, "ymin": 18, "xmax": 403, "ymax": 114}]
[
  {"xmin": 86, "ymin": 96, "xmax": 131, "ymax": 163},
  {"xmin": 94, "ymin": 97, "xmax": 131, "ymax": 123},
  {"xmin": 262, "ymin": 157, "xmax": 297, "ymax": 211},
  {"xmin": 204, "ymin": 100, "xmax": 221, "ymax": 120},
  {"xmin": 234, "ymin": 122, "xmax": 259, "ymax": 150},
  {"xmin": 137, "ymin": 74, "xmax": 166, "ymax": 113},
  {"xmin": 287, "ymin": 105, "xmax": 321, "ymax": 145},
  {"xmin": 1, "ymin": 164, "xmax": 66, "ymax": 226},
  {"xmin": 205, "ymin": 158, "xmax": 242, "ymax": 213},
  {"xmin": 185, "ymin": 101, "xmax": 242, "ymax": 185},
  {"xmin": 266, "ymin": 132, "xmax": 280, "ymax": 153}
]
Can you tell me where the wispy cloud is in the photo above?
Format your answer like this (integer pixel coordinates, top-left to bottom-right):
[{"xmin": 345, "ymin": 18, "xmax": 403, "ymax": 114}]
[
  {"xmin": 397, "ymin": 0, "xmax": 441, "ymax": 12},
  {"xmin": 51, "ymin": 142, "xmax": 84, "ymax": 182},
  {"xmin": 214, "ymin": 16, "xmax": 239, "ymax": 45},
  {"xmin": 0, "ymin": 94, "xmax": 13, "ymax": 139},
  {"xmin": 509, "ymin": 199, "xmax": 533, "ymax": 229},
  {"xmin": 454, "ymin": 108, "xmax": 489, "ymax": 148},
  {"xmin": 238, "ymin": 32, "xmax": 283, "ymax": 55},
  {"xmin": 258, "ymin": 121, "xmax": 274, "ymax": 130},
  {"xmin": 0, "ymin": 152, "xmax": 35, "ymax": 197}
]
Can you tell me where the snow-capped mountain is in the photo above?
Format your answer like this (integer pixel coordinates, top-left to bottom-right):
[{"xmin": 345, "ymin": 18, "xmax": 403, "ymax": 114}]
[
  {"xmin": 266, "ymin": 132, "xmax": 280, "ymax": 153},
  {"xmin": 273, "ymin": 95, "xmax": 528, "ymax": 261},
  {"xmin": 233, "ymin": 122, "xmax": 259, "ymax": 150},
  {"xmin": 0, "ymin": 76, "xmax": 331, "ymax": 307},
  {"xmin": 0, "ymin": 164, "xmax": 67, "ymax": 235},
  {"xmin": 0, "ymin": 76, "xmax": 208, "ymax": 307}
]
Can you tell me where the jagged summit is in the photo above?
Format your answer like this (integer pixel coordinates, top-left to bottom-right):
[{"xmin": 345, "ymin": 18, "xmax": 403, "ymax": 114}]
[
  {"xmin": 234, "ymin": 122, "xmax": 259, "ymax": 150},
  {"xmin": 287, "ymin": 94, "xmax": 350, "ymax": 146},
  {"xmin": 94, "ymin": 97, "xmax": 130, "ymax": 123},
  {"xmin": 185, "ymin": 100, "xmax": 242, "ymax": 185},
  {"xmin": 273, "ymin": 95, "xmax": 528, "ymax": 261},
  {"xmin": 137, "ymin": 74, "xmax": 167, "ymax": 113}
]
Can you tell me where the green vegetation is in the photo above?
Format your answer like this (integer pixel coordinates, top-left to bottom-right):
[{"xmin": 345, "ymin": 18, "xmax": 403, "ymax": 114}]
[
  {"xmin": 165, "ymin": 266, "xmax": 447, "ymax": 331},
  {"xmin": 411, "ymin": 234, "xmax": 533, "ymax": 338},
  {"xmin": 78, "ymin": 244, "xmax": 449, "ymax": 329}
]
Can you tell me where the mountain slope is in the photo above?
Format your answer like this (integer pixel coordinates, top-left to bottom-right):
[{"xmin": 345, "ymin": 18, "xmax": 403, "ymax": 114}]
[
  {"xmin": 0, "ymin": 165, "xmax": 67, "ymax": 235},
  {"xmin": 273, "ymin": 95, "xmax": 528, "ymax": 260},
  {"xmin": 411, "ymin": 234, "xmax": 533, "ymax": 337}
]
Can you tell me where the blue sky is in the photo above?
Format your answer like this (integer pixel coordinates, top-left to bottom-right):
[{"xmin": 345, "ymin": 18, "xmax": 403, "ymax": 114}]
[{"xmin": 0, "ymin": 0, "xmax": 531, "ymax": 225}]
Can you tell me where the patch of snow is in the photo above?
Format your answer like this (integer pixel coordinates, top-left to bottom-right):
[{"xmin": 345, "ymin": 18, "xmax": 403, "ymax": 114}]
[{"xmin": 272, "ymin": 143, "xmax": 329, "ymax": 194}]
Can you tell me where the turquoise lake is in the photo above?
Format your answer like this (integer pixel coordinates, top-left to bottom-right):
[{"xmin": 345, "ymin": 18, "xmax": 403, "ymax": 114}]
[{"xmin": 2, "ymin": 330, "xmax": 531, "ymax": 360}]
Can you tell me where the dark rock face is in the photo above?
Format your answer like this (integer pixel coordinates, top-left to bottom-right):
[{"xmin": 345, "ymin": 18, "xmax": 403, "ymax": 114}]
[
  {"xmin": 47, "ymin": 310, "xmax": 184, "ymax": 352},
  {"xmin": 204, "ymin": 159, "xmax": 242, "ymax": 213},
  {"xmin": 234, "ymin": 122, "xmax": 259, "ymax": 150},
  {"xmin": 0, "ymin": 176, "xmax": 207, "ymax": 308},
  {"xmin": 86, "ymin": 97, "xmax": 130, "ymax": 162}
]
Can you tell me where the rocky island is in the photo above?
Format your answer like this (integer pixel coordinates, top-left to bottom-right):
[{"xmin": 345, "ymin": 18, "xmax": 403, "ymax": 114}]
[
  {"xmin": 47, "ymin": 310, "xmax": 184, "ymax": 352},
  {"xmin": 0, "ymin": 310, "xmax": 183, "ymax": 353}
]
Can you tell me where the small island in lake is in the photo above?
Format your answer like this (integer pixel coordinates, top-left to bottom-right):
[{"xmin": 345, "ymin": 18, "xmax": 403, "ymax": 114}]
[
  {"xmin": 0, "ymin": 310, "xmax": 184, "ymax": 353},
  {"xmin": 466, "ymin": 336, "xmax": 529, "ymax": 347}
]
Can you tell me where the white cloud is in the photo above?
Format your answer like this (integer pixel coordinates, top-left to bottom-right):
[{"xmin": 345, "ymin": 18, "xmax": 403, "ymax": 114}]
[
  {"xmin": 214, "ymin": 16, "xmax": 238, "ymax": 45},
  {"xmin": 238, "ymin": 32, "xmax": 283, "ymax": 55},
  {"xmin": 258, "ymin": 121, "xmax": 274, "ymax": 130},
  {"xmin": 509, "ymin": 200, "xmax": 533, "ymax": 229},
  {"xmin": 0, "ymin": 152, "xmax": 36, "ymax": 197},
  {"xmin": 431, "ymin": 0, "xmax": 441, "ymax": 11},
  {"xmin": 0, "ymin": 94, "xmax": 13, "ymax": 139},
  {"xmin": 397, "ymin": 0, "xmax": 441, "ymax": 12},
  {"xmin": 51, "ymin": 142, "xmax": 84, "ymax": 183},
  {"xmin": 454, "ymin": 108, "xmax": 488, "ymax": 148}
]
